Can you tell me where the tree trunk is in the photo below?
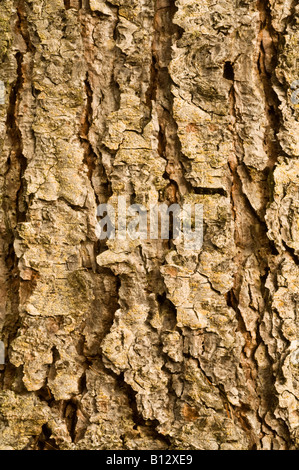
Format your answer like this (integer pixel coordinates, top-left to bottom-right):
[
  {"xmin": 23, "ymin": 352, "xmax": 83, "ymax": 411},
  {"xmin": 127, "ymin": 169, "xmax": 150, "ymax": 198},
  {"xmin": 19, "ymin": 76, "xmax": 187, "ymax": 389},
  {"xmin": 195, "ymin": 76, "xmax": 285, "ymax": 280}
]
[{"xmin": 0, "ymin": 0, "xmax": 298, "ymax": 450}]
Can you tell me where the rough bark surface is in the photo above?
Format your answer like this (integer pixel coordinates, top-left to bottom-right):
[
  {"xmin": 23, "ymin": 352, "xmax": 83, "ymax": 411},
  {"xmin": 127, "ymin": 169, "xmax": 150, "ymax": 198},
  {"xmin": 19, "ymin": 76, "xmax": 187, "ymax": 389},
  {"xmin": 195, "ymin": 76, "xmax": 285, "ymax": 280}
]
[{"xmin": 0, "ymin": 0, "xmax": 298, "ymax": 450}]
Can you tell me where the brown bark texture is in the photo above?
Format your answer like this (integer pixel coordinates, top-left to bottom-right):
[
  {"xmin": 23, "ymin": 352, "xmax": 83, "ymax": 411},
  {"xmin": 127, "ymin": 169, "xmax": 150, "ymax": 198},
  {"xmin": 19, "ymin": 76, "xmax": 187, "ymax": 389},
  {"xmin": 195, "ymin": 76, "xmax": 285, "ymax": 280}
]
[{"xmin": 0, "ymin": 0, "xmax": 298, "ymax": 450}]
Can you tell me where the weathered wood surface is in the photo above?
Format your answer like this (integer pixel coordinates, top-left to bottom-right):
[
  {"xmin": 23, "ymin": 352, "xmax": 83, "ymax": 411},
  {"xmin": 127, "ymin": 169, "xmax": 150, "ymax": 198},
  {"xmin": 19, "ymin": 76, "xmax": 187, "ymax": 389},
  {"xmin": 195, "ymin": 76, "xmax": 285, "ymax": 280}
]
[{"xmin": 0, "ymin": 0, "xmax": 298, "ymax": 450}]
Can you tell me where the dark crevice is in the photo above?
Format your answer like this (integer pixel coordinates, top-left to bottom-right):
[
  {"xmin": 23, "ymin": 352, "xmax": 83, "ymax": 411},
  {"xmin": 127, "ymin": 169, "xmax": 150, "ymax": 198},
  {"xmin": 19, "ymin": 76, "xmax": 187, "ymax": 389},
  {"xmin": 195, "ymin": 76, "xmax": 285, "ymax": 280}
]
[
  {"xmin": 226, "ymin": 289, "xmax": 248, "ymax": 335},
  {"xmin": 16, "ymin": 0, "xmax": 36, "ymax": 53},
  {"xmin": 194, "ymin": 187, "xmax": 227, "ymax": 197},
  {"xmin": 5, "ymin": 51, "xmax": 27, "ymax": 223},
  {"xmin": 195, "ymin": 346, "xmax": 259, "ymax": 448},
  {"xmin": 253, "ymin": 301, "xmax": 292, "ymax": 446},
  {"xmin": 78, "ymin": 370, "xmax": 87, "ymax": 395},
  {"xmin": 284, "ymin": 0, "xmax": 297, "ymax": 29},
  {"xmin": 78, "ymin": 11, "xmax": 116, "ymax": 263},
  {"xmin": 98, "ymin": 358, "xmax": 172, "ymax": 448},
  {"xmin": 225, "ymin": 23, "xmax": 290, "ymax": 447},
  {"xmin": 155, "ymin": 293, "xmax": 178, "ymax": 331},
  {"xmin": 2, "ymin": 2, "xmax": 38, "ymax": 370},
  {"xmin": 257, "ymin": 0, "xmax": 288, "ymax": 170},
  {"xmin": 223, "ymin": 61, "xmax": 235, "ymax": 81},
  {"xmin": 64, "ymin": 399, "xmax": 79, "ymax": 443},
  {"xmin": 150, "ymin": 0, "xmax": 191, "ymax": 200},
  {"xmin": 145, "ymin": 55, "xmax": 158, "ymax": 108},
  {"xmin": 124, "ymin": 381, "xmax": 148, "ymax": 430},
  {"xmin": 35, "ymin": 424, "xmax": 60, "ymax": 450},
  {"xmin": 119, "ymin": 373, "xmax": 172, "ymax": 447},
  {"xmin": 36, "ymin": 385, "xmax": 55, "ymax": 405},
  {"xmin": 282, "ymin": 241, "xmax": 299, "ymax": 265},
  {"xmin": 2, "ymin": 8, "xmax": 29, "ymax": 373},
  {"xmin": 80, "ymin": 74, "xmax": 98, "ymax": 188}
]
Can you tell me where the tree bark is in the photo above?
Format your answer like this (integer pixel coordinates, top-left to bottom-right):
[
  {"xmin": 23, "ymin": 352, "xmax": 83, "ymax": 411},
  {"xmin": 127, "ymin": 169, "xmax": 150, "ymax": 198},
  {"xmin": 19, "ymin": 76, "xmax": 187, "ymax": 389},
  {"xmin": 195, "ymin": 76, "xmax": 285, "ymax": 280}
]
[{"xmin": 0, "ymin": 0, "xmax": 298, "ymax": 450}]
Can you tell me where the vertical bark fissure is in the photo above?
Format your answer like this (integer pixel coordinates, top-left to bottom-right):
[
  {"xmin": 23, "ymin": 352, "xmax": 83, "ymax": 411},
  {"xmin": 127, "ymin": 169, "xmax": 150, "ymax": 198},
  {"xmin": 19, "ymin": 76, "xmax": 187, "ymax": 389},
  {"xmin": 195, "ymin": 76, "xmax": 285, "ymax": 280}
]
[
  {"xmin": 78, "ymin": 0, "xmax": 116, "ymax": 216},
  {"xmin": 2, "ymin": 2, "xmax": 30, "ymax": 364},
  {"xmin": 5, "ymin": 54, "xmax": 25, "ymax": 223},
  {"xmin": 79, "ymin": 73, "xmax": 98, "ymax": 200},
  {"xmin": 226, "ymin": 55, "xmax": 275, "ymax": 448},
  {"xmin": 257, "ymin": 0, "xmax": 284, "ymax": 173},
  {"xmin": 257, "ymin": 0, "xmax": 294, "ymax": 446},
  {"xmin": 152, "ymin": 0, "xmax": 190, "ymax": 201},
  {"xmin": 226, "ymin": 2, "xmax": 292, "ymax": 447},
  {"xmin": 75, "ymin": 4, "xmax": 137, "ymax": 446},
  {"xmin": 78, "ymin": 0, "xmax": 116, "ymax": 197}
]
